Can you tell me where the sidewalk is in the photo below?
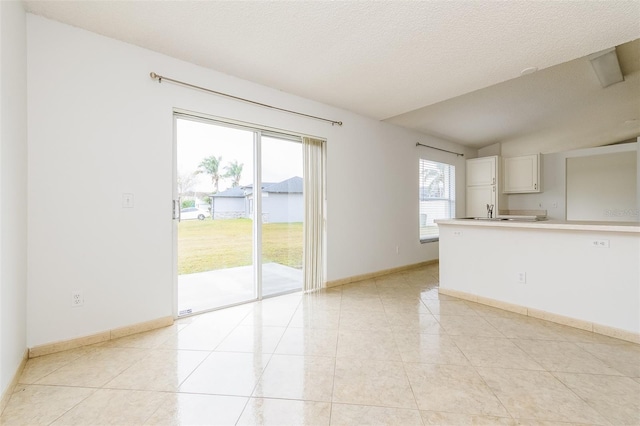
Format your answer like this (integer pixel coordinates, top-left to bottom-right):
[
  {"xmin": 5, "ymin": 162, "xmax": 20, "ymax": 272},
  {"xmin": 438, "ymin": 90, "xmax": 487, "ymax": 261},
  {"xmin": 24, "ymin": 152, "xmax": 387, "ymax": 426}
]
[{"xmin": 178, "ymin": 262, "xmax": 302, "ymax": 314}]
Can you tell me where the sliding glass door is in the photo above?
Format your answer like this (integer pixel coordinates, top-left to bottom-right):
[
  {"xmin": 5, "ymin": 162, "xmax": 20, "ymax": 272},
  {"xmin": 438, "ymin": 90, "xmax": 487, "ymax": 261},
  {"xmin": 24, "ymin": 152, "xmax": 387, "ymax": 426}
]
[
  {"xmin": 261, "ymin": 135, "xmax": 303, "ymax": 297},
  {"xmin": 175, "ymin": 115, "xmax": 302, "ymax": 315}
]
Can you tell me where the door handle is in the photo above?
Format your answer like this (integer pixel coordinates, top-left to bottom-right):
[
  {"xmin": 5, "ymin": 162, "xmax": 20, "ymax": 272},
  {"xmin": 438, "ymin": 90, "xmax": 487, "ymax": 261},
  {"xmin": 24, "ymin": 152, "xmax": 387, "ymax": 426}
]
[{"xmin": 172, "ymin": 200, "xmax": 179, "ymax": 220}]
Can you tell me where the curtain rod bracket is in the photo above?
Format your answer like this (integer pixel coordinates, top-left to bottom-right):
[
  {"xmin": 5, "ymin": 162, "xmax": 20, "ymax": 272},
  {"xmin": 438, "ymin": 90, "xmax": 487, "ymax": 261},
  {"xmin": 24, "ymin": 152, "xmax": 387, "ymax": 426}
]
[
  {"xmin": 149, "ymin": 71, "xmax": 342, "ymax": 126},
  {"xmin": 416, "ymin": 142, "xmax": 464, "ymax": 157}
]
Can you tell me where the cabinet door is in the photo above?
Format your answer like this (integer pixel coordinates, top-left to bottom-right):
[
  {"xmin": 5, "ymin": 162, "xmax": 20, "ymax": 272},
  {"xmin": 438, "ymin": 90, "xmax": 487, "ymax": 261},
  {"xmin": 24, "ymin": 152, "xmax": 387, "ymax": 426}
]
[
  {"xmin": 466, "ymin": 185, "xmax": 496, "ymax": 217},
  {"xmin": 503, "ymin": 154, "xmax": 540, "ymax": 193},
  {"xmin": 467, "ymin": 157, "xmax": 496, "ymax": 186}
]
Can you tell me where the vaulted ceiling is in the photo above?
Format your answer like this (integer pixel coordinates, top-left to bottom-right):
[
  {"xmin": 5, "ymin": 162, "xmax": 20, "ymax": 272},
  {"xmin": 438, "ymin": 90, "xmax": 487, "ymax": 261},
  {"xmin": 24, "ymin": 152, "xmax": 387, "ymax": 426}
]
[{"xmin": 24, "ymin": 1, "xmax": 640, "ymax": 153}]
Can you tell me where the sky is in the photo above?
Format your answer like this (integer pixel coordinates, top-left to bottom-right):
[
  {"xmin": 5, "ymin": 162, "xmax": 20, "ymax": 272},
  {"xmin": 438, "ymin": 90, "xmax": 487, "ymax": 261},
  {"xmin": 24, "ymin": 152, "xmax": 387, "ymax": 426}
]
[{"xmin": 177, "ymin": 118, "xmax": 303, "ymax": 193}]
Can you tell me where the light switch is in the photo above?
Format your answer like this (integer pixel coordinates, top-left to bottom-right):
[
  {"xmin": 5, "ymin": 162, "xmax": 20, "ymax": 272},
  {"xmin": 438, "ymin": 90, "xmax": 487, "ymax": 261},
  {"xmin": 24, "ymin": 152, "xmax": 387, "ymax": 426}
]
[{"xmin": 122, "ymin": 193, "xmax": 134, "ymax": 208}]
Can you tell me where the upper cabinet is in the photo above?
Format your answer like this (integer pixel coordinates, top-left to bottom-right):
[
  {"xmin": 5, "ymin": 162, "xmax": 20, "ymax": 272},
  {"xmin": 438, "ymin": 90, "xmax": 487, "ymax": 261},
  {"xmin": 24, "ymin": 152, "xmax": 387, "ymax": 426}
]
[
  {"xmin": 503, "ymin": 154, "xmax": 541, "ymax": 193},
  {"xmin": 467, "ymin": 156, "xmax": 497, "ymax": 186}
]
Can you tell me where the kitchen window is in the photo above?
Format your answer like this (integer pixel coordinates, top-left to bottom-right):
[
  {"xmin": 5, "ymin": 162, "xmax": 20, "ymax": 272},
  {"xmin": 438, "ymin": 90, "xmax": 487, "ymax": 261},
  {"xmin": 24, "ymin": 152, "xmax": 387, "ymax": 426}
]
[{"xmin": 419, "ymin": 159, "xmax": 455, "ymax": 242}]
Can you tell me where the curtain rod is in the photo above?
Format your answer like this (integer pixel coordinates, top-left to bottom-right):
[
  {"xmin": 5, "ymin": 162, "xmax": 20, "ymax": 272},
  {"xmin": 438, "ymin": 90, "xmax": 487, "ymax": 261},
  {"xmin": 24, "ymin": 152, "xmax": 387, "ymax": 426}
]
[
  {"xmin": 416, "ymin": 142, "xmax": 464, "ymax": 157},
  {"xmin": 149, "ymin": 72, "xmax": 343, "ymax": 126}
]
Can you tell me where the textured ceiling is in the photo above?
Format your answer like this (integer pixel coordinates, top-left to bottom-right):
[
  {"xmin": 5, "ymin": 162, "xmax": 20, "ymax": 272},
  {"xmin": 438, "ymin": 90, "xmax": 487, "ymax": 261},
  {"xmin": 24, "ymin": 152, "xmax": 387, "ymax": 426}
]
[
  {"xmin": 387, "ymin": 39, "xmax": 640, "ymax": 153},
  {"xmin": 23, "ymin": 1, "xmax": 640, "ymax": 152}
]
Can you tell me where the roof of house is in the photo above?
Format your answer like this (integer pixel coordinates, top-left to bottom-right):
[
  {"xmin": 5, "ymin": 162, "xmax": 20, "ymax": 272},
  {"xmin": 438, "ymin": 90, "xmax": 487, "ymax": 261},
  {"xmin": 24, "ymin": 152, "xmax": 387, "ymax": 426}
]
[
  {"xmin": 211, "ymin": 176, "xmax": 303, "ymax": 197},
  {"xmin": 211, "ymin": 187, "xmax": 246, "ymax": 198},
  {"xmin": 264, "ymin": 176, "xmax": 303, "ymax": 194}
]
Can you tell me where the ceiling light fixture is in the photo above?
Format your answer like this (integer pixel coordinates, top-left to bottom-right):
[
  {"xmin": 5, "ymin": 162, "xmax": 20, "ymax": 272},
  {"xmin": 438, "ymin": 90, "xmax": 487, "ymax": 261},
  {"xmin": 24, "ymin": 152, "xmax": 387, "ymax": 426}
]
[{"xmin": 588, "ymin": 47, "xmax": 624, "ymax": 88}]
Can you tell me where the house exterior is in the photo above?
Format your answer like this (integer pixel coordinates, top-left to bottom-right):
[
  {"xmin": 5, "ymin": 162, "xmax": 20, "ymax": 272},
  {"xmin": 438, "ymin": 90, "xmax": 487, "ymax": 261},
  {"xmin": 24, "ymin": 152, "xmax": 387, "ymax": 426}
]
[
  {"xmin": 211, "ymin": 176, "xmax": 303, "ymax": 223},
  {"xmin": 210, "ymin": 186, "xmax": 248, "ymax": 220}
]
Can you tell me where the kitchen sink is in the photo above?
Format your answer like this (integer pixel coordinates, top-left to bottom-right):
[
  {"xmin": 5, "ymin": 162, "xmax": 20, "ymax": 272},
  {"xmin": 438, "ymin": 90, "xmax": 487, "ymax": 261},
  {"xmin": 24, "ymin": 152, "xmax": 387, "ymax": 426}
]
[
  {"xmin": 461, "ymin": 217, "xmax": 509, "ymax": 221},
  {"xmin": 460, "ymin": 216, "xmax": 547, "ymax": 222}
]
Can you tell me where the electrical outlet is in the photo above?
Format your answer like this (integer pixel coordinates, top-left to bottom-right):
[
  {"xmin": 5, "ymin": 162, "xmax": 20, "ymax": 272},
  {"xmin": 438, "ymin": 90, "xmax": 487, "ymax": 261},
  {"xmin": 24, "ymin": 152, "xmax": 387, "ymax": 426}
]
[
  {"xmin": 591, "ymin": 239, "xmax": 610, "ymax": 248},
  {"xmin": 453, "ymin": 230, "xmax": 463, "ymax": 237},
  {"xmin": 517, "ymin": 272, "xmax": 526, "ymax": 284},
  {"xmin": 71, "ymin": 291, "xmax": 84, "ymax": 307},
  {"xmin": 395, "ymin": 245, "xmax": 399, "ymax": 254},
  {"xmin": 122, "ymin": 193, "xmax": 134, "ymax": 208}
]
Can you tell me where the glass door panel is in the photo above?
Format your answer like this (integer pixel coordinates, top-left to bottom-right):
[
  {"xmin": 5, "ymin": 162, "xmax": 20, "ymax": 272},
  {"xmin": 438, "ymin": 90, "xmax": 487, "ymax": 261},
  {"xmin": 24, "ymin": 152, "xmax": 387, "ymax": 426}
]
[
  {"xmin": 176, "ymin": 118, "xmax": 255, "ymax": 315},
  {"xmin": 260, "ymin": 135, "xmax": 303, "ymax": 297}
]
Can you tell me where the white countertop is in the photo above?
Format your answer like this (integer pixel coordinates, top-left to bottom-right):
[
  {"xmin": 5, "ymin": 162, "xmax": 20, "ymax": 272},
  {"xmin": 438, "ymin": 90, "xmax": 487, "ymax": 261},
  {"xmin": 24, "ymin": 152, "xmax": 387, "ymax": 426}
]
[{"xmin": 436, "ymin": 218, "xmax": 640, "ymax": 233}]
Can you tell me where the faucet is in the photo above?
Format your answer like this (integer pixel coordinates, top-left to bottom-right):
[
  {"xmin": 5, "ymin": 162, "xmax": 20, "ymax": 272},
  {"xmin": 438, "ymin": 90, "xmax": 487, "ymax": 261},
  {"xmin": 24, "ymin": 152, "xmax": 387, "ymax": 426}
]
[{"xmin": 486, "ymin": 204, "xmax": 494, "ymax": 218}]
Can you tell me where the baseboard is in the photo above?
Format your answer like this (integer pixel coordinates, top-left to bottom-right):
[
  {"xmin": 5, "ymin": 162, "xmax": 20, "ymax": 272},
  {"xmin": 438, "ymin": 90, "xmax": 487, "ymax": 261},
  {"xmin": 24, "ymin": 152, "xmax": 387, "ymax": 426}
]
[
  {"xmin": 592, "ymin": 323, "xmax": 640, "ymax": 344},
  {"xmin": 0, "ymin": 349, "xmax": 28, "ymax": 416},
  {"xmin": 110, "ymin": 316, "xmax": 174, "ymax": 340},
  {"xmin": 326, "ymin": 260, "xmax": 438, "ymax": 288},
  {"xmin": 28, "ymin": 316, "xmax": 174, "ymax": 359},
  {"xmin": 439, "ymin": 288, "xmax": 640, "ymax": 344}
]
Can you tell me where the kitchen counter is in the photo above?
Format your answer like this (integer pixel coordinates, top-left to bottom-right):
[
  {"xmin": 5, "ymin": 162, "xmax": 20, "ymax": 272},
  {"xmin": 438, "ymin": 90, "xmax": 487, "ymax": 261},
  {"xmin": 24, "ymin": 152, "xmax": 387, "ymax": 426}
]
[
  {"xmin": 436, "ymin": 218, "xmax": 640, "ymax": 342},
  {"xmin": 436, "ymin": 218, "xmax": 640, "ymax": 233}
]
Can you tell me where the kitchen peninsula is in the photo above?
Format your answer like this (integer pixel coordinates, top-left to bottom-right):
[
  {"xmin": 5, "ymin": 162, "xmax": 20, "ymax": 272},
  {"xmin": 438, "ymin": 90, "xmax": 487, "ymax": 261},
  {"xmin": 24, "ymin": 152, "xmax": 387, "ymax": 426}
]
[{"xmin": 436, "ymin": 218, "xmax": 640, "ymax": 343}]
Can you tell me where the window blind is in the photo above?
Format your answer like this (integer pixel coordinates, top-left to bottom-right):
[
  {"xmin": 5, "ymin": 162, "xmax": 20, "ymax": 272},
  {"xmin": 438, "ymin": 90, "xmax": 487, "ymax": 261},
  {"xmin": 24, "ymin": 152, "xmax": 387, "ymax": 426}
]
[{"xmin": 419, "ymin": 159, "xmax": 456, "ymax": 241}]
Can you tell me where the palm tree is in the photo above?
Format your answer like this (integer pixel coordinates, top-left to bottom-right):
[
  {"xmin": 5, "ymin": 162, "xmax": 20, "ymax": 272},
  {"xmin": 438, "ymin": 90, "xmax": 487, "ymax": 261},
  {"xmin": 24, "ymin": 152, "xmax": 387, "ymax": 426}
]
[
  {"xmin": 197, "ymin": 155, "xmax": 222, "ymax": 193},
  {"xmin": 224, "ymin": 160, "xmax": 244, "ymax": 187},
  {"xmin": 421, "ymin": 163, "xmax": 445, "ymax": 198}
]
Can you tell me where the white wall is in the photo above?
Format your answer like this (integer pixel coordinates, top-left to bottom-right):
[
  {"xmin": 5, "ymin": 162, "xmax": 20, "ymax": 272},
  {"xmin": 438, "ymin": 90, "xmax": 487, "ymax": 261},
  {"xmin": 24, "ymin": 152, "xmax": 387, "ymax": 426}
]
[
  {"xmin": 439, "ymin": 223, "xmax": 640, "ymax": 334},
  {"xmin": 566, "ymin": 151, "xmax": 637, "ymax": 221},
  {"xmin": 263, "ymin": 193, "xmax": 303, "ymax": 223},
  {"xmin": 507, "ymin": 142, "xmax": 638, "ymax": 220},
  {"xmin": 477, "ymin": 142, "xmax": 501, "ymax": 157},
  {"xmin": 26, "ymin": 15, "xmax": 473, "ymax": 347},
  {"xmin": 0, "ymin": 1, "xmax": 27, "ymax": 397},
  {"xmin": 212, "ymin": 197, "xmax": 246, "ymax": 219}
]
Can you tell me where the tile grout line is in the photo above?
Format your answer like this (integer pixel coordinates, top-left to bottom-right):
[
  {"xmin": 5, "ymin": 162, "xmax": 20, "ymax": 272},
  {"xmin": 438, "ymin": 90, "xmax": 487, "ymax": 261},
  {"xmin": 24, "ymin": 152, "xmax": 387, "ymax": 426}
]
[
  {"xmin": 172, "ymin": 305, "xmax": 256, "ymax": 398},
  {"xmin": 327, "ymin": 288, "xmax": 344, "ymax": 425},
  {"xmin": 44, "ymin": 385, "xmax": 99, "ymax": 426},
  {"xmin": 240, "ymin": 296, "xmax": 303, "ymax": 416},
  {"xmin": 547, "ymin": 370, "xmax": 627, "ymax": 426},
  {"xmin": 440, "ymin": 298, "xmax": 516, "ymax": 421},
  {"xmin": 4, "ymin": 264, "xmax": 638, "ymax": 425}
]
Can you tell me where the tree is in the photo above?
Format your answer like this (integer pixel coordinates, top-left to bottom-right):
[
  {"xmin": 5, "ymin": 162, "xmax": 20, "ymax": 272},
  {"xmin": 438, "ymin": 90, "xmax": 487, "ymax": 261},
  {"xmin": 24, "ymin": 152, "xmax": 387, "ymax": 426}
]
[
  {"xmin": 197, "ymin": 155, "xmax": 223, "ymax": 193},
  {"xmin": 177, "ymin": 171, "xmax": 197, "ymax": 197},
  {"xmin": 224, "ymin": 160, "xmax": 244, "ymax": 187},
  {"xmin": 421, "ymin": 163, "xmax": 445, "ymax": 198}
]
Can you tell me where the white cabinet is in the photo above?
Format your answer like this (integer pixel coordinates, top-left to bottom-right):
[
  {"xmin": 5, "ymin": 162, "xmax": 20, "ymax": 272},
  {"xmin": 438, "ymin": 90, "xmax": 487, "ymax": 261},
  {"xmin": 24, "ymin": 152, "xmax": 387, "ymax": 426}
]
[
  {"xmin": 466, "ymin": 156, "xmax": 504, "ymax": 217},
  {"xmin": 467, "ymin": 156, "xmax": 497, "ymax": 186},
  {"xmin": 503, "ymin": 154, "xmax": 541, "ymax": 193},
  {"xmin": 466, "ymin": 185, "xmax": 497, "ymax": 218}
]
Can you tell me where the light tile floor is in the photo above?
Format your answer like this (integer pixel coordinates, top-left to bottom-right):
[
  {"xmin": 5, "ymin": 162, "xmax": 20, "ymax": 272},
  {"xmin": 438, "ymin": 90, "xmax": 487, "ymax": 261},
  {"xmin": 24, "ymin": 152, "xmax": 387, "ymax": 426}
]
[{"xmin": 2, "ymin": 265, "xmax": 639, "ymax": 425}]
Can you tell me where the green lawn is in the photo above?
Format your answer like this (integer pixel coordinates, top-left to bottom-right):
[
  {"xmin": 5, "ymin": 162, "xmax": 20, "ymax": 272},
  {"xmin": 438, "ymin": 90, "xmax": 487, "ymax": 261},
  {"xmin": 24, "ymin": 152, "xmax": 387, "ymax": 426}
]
[{"xmin": 178, "ymin": 218, "xmax": 303, "ymax": 275}]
